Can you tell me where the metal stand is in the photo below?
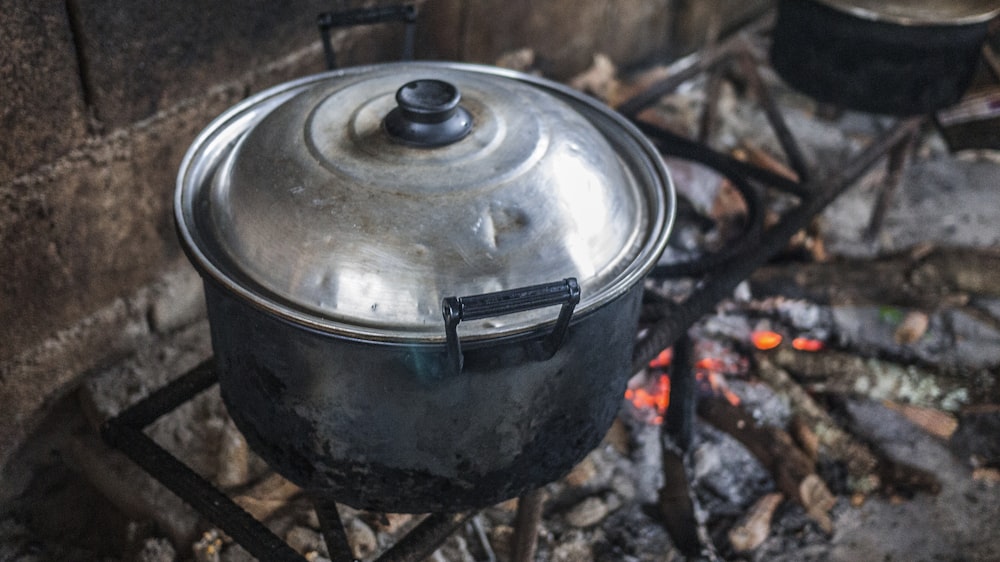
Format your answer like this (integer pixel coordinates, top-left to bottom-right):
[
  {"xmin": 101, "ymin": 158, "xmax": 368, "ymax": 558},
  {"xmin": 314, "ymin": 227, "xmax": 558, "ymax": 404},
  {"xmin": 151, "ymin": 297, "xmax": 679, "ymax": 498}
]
[
  {"xmin": 866, "ymin": 132, "xmax": 916, "ymax": 240},
  {"xmin": 101, "ymin": 364, "xmax": 476, "ymax": 562},
  {"xmin": 510, "ymin": 488, "xmax": 547, "ymax": 562},
  {"xmin": 317, "ymin": 3, "xmax": 417, "ymax": 70}
]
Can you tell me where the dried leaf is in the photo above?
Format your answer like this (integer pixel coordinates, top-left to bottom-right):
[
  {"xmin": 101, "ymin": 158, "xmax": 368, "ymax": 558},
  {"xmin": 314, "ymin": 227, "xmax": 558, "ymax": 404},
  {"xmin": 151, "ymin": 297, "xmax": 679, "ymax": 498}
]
[
  {"xmin": 569, "ymin": 53, "xmax": 620, "ymax": 104},
  {"xmin": 728, "ymin": 492, "xmax": 784, "ymax": 552},
  {"xmin": 894, "ymin": 311, "xmax": 930, "ymax": 344},
  {"xmin": 799, "ymin": 474, "xmax": 836, "ymax": 534},
  {"xmin": 494, "ymin": 48, "xmax": 535, "ymax": 72},
  {"xmin": 710, "ymin": 179, "xmax": 749, "ymax": 223},
  {"xmin": 973, "ymin": 467, "xmax": 1000, "ymax": 483},
  {"xmin": 602, "ymin": 417, "xmax": 631, "ymax": 456},
  {"xmin": 882, "ymin": 400, "xmax": 958, "ymax": 439},
  {"xmin": 734, "ymin": 142, "xmax": 799, "ymax": 183}
]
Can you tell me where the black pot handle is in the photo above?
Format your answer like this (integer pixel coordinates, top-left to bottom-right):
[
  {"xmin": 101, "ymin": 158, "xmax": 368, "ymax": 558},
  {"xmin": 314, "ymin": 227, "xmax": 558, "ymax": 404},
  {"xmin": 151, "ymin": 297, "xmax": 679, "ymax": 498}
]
[{"xmin": 442, "ymin": 278, "xmax": 580, "ymax": 375}]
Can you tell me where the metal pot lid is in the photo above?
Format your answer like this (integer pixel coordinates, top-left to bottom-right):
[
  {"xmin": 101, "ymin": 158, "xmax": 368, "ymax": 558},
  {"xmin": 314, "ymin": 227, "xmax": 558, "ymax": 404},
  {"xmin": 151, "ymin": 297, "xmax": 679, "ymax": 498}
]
[
  {"xmin": 176, "ymin": 62, "xmax": 674, "ymax": 343},
  {"xmin": 815, "ymin": 0, "xmax": 1000, "ymax": 25}
]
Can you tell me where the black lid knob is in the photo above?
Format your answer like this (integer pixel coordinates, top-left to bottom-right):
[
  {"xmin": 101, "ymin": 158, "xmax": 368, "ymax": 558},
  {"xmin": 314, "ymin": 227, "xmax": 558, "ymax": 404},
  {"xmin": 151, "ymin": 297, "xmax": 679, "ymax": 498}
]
[{"xmin": 384, "ymin": 79, "xmax": 473, "ymax": 147}]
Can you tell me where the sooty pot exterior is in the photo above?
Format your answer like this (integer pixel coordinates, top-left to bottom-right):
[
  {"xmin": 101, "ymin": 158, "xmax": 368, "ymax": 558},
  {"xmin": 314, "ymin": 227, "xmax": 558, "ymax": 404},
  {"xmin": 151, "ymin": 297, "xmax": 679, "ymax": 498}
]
[
  {"xmin": 771, "ymin": 0, "xmax": 997, "ymax": 115},
  {"xmin": 206, "ymin": 278, "xmax": 643, "ymax": 512}
]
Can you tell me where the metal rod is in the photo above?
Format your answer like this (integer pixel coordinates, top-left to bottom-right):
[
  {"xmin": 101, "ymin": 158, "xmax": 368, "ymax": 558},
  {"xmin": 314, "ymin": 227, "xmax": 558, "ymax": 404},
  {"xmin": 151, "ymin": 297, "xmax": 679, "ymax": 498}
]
[
  {"xmin": 615, "ymin": 12, "xmax": 773, "ymax": 118},
  {"xmin": 738, "ymin": 48, "xmax": 812, "ymax": 183},
  {"xmin": 697, "ymin": 66, "xmax": 724, "ymax": 145},
  {"xmin": 658, "ymin": 439, "xmax": 702, "ymax": 557},
  {"xmin": 982, "ymin": 44, "xmax": 1000, "ymax": 83},
  {"xmin": 635, "ymin": 120, "xmax": 809, "ymax": 198},
  {"xmin": 632, "ymin": 117, "xmax": 924, "ymax": 371},
  {"xmin": 113, "ymin": 359, "xmax": 217, "ymax": 429},
  {"xmin": 312, "ymin": 495, "xmax": 357, "ymax": 562},
  {"xmin": 471, "ymin": 515, "xmax": 497, "ymax": 562},
  {"xmin": 664, "ymin": 334, "xmax": 695, "ymax": 451},
  {"xmin": 377, "ymin": 512, "xmax": 473, "ymax": 562},
  {"xmin": 402, "ymin": 20, "xmax": 417, "ymax": 61},
  {"xmin": 316, "ymin": 3, "xmax": 418, "ymax": 71},
  {"xmin": 617, "ymin": 43, "xmax": 739, "ymax": 118},
  {"xmin": 102, "ymin": 422, "xmax": 306, "ymax": 561},
  {"xmin": 320, "ymin": 27, "xmax": 337, "ymax": 70},
  {"xmin": 511, "ymin": 488, "xmax": 547, "ymax": 562},
  {"xmin": 866, "ymin": 131, "xmax": 915, "ymax": 240}
]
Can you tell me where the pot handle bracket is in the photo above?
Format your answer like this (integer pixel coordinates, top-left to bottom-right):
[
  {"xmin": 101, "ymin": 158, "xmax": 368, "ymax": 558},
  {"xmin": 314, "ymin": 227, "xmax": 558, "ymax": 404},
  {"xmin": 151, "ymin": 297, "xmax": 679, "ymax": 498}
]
[{"xmin": 442, "ymin": 278, "xmax": 580, "ymax": 375}]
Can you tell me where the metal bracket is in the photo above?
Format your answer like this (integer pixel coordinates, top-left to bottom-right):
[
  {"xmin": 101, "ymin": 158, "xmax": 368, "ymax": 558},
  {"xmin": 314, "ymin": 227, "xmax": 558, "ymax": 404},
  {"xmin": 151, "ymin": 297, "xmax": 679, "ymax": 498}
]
[{"xmin": 317, "ymin": 3, "xmax": 418, "ymax": 70}]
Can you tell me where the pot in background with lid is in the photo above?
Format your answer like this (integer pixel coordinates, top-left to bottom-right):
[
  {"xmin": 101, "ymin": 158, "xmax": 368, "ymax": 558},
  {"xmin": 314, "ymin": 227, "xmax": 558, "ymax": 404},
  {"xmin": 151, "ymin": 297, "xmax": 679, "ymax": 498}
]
[
  {"xmin": 770, "ymin": 0, "xmax": 1000, "ymax": 115},
  {"xmin": 175, "ymin": 62, "xmax": 675, "ymax": 512}
]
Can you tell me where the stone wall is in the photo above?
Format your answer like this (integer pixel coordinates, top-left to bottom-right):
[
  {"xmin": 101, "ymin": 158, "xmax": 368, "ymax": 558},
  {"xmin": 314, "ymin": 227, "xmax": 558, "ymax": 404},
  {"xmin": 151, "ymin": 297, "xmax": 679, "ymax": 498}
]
[{"xmin": 0, "ymin": 0, "xmax": 769, "ymax": 473}]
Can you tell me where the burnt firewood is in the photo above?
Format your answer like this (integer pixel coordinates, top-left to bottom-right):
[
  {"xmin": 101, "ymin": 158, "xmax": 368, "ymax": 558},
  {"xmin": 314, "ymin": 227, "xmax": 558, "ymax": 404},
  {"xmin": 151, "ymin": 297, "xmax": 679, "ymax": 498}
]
[
  {"xmin": 756, "ymin": 356, "xmax": 881, "ymax": 494},
  {"xmin": 750, "ymin": 246, "xmax": 1000, "ymax": 309},
  {"xmin": 769, "ymin": 347, "xmax": 970, "ymax": 413},
  {"xmin": 696, "ymin": 395, "xmax": 836, "ymax": 533}
]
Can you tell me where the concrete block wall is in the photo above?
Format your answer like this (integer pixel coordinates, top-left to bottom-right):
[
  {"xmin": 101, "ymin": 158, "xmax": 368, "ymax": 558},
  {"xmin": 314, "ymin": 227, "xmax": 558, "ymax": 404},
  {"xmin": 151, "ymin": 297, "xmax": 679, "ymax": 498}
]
[{"xmin": 0, "ymin": 0, "xmax": 768, "ymax": 473}]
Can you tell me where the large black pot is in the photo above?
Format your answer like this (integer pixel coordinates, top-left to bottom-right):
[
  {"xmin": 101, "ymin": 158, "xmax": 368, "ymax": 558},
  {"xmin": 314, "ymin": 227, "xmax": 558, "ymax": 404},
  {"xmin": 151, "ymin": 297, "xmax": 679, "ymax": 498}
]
[
  {"xmin": 175, "ymin": 62, "xmax": 675, "ymax": 512},
  {"xmin": 770, "ymin": 0, "xmax": 999, "ymax": 115}
]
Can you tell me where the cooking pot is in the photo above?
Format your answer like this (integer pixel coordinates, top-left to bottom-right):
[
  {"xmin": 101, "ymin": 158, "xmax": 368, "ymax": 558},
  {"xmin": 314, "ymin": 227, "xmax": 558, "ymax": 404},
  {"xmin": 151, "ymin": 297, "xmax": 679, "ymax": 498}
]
[
  {"xmin": 770, "ymin": 0, "xmax": 1000, "ymax": 115},
  {"xmin": 175, "ymin": 62, "xmax": 675, "ymax": 512}
]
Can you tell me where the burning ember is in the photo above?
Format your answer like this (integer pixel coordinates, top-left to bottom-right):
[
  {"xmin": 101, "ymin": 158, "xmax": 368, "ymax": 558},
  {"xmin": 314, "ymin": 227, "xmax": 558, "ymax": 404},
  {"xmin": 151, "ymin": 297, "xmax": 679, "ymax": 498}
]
[
  {"xmin": 625, "ymin": 374, "xmax": 671, "ymax": 425},
  {"xmin": 695, "ymin": 358, "xmax": 741, "ymax": 406},
  {"xmin": 649, "ymin": 347, "xmax": 673, "ymax": 369},
  {"xmin": 791, "ymin": 337, "xmax": 824, "ymax": 352},
  {"xmin": 751, "ymin": 330, "xmax": 783, "ymax": 350},
  {"xmin": 627, "ymin": 345, "xmax": 743, "ymax": 425},
  {"xmin": 752, "ymin": 330, "xmax": 825, "ymax": 352}
]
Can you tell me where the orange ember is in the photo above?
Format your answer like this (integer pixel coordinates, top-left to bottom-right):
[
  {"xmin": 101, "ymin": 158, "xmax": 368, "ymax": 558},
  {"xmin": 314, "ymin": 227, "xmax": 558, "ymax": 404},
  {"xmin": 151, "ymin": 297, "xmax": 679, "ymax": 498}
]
[
  {"xmin": 751, "ymin": 330, "xmax": 783, "ymax": 350},
  {"xmin": 696, "ymin": 370, "xmax": 742, "ymax": 406},
  {"xmin": 695, "ymin": 359, "xmax": 742, "ymax": 406},
  {"xmin": 792, "ymin": 337, "xmax": 824, "ymax": 352},
  {"xmin": 649, "ymin": 348, "xmax": 673, "ymax": 369},
  {"xmin": 625, "ymin": 374, "xmax": 671, "ymax": 424},
  {"xmin": 695, "ymin": 357, "xmax": 727, "ymax": 372}
]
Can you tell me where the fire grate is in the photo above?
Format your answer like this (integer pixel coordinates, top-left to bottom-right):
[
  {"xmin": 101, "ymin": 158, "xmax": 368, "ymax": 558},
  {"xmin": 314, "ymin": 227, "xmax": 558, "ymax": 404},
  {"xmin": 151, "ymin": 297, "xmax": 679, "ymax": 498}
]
[{"xmin": 101, "ymin": 362, "xmax": 481, "ymax": 562}]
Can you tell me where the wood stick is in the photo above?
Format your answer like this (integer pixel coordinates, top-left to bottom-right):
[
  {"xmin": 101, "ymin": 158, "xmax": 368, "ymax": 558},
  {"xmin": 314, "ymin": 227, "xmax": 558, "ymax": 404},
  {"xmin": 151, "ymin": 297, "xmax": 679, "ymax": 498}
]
[
  {"xmin": 756, "ymin": 356, "xmax": 881, "ymax": 494},
  {"xmin": 697, "ymin": 396, "xmax": 836, "ymax": 532},
  {"xmin": 750, "ymin": 247, "xmax": 1000, "ymax": 309},
  {"xmin": 769, "ymin": 347, "xmax": 970, "ymax": 413}
]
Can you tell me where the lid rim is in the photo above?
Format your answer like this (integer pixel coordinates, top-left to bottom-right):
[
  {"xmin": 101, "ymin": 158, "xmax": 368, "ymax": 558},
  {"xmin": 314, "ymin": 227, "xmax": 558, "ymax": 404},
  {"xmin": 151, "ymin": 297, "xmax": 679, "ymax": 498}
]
[{"xmin": 812, "ymin": 0, "xmax": 1000, "ymax": 26}]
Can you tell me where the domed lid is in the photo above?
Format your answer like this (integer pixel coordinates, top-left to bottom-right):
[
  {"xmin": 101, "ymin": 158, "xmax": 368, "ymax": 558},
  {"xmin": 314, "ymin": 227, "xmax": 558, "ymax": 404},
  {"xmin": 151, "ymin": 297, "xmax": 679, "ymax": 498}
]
[
  {"xmin": 176, "ymin": 62, "xmax": 673, "ymax": 343},
  {"xmin": 817, "ymin": 0, "xmax": 1000, "ymax": 25}
]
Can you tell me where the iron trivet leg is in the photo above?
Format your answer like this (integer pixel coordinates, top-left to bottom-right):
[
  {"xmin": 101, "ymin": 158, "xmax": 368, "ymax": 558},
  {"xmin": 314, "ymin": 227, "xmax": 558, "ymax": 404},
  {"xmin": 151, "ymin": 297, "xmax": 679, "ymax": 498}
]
[
  {"xmin": 658, "ymin": 334, "xmax": 701, "ymax": 556},
  {"xmin": 510, "ymin": 488, "xmax": 546, "ymax": 562},
  {"xmin": 377, "ymin": 512, "xmax": 473, "ymax": 562},
  {"xmin": 312, "ymin": 495, "xmax": 356, "ymax": 562},
  {"xmin": 101, "ymin": 363, "xmax": 307, "ymax": 562},
  {"xmin": 866, "ymin": 128, "xmax": 917, "ymax": 240}
]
